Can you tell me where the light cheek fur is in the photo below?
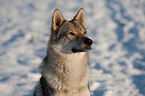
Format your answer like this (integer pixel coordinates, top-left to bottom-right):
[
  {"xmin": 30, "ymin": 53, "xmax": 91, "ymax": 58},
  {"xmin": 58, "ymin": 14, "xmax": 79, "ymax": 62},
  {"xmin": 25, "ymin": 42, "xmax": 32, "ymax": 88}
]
[{"xmin": 55, "ymin": 34, "xmax": 86, "ymax": 53}]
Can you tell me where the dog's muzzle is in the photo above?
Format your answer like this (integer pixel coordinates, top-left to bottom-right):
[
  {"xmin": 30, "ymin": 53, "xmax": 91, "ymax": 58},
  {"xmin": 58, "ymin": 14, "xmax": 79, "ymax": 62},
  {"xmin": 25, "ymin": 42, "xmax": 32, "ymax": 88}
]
[{"xmin": 72, "ymin": 38, "xmax": 93, "ymax": 53}]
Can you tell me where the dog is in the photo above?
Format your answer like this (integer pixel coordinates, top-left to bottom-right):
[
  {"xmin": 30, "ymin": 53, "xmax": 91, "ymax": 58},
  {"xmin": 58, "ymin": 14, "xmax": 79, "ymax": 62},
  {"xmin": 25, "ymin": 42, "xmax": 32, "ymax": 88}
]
[{"xmin": 33, "ymin": 8, "xmax": 93, "ymax": 96}]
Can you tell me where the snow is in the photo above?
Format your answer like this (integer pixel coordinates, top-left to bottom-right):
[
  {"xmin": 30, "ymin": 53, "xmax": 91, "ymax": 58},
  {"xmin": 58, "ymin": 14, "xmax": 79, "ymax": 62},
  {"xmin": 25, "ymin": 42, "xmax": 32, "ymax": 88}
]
[{"xmin": 0, "ymin": 0, "xmax": 145, "ymax": 96}]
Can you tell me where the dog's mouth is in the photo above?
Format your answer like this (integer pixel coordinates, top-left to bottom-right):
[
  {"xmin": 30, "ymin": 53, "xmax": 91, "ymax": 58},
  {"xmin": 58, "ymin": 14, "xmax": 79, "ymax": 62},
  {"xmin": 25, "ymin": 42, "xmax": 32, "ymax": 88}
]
[
  {"xmin": 71, "ymin": 38, "xmax": 93, "ymax": 53},
  {"xmin": 71, "ymin": 46, "xmax": 92, "ymax": 53}
]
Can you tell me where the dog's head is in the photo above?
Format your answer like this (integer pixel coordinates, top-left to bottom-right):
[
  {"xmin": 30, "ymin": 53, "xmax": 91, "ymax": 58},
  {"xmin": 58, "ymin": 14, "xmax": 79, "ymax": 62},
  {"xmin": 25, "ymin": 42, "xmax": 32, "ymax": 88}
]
[{"xmin": 49, "ymin": 8, "xmax": 93, "ymax": 54}]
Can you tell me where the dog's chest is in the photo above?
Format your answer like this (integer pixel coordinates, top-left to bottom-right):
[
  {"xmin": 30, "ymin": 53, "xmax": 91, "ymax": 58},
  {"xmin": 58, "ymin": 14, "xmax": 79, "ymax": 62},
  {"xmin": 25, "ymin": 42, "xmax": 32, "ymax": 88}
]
[
  {"xmin": 43, "ymin": 52, "xmax": 89, "ymax": 90},
  {"xmin": 60, "ymin": 53, "xmax": 89, "ymax": 83}
]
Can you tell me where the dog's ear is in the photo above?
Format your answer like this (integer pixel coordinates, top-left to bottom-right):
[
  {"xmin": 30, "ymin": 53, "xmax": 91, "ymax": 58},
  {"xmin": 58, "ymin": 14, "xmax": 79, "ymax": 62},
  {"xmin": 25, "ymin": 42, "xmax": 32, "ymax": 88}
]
[
  {"xmin": 52, "ymin": 9, "xmax": 65, "ymax": 31},
  {"xmin": 74, "ymin": 8, "xmax": 85, "ymax": 28}
]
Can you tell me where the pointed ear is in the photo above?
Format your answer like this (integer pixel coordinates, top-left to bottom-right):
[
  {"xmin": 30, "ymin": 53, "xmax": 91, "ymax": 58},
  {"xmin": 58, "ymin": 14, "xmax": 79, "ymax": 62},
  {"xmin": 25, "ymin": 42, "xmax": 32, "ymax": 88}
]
[
  {"xmin": 74, "ymin": 8, "xmax": 86, "ymax": 27},
  {"xmin": 52, "ymin": 9, "xmax": 65, "ymax": 31}
]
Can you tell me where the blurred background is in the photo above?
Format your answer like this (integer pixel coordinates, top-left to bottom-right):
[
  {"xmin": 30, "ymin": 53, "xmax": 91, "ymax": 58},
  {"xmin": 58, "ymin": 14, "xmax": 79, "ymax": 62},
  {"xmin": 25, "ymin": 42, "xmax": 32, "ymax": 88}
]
[{"xmin": 0, "ymin": 0, "xmax": 145, "ymax": 96}]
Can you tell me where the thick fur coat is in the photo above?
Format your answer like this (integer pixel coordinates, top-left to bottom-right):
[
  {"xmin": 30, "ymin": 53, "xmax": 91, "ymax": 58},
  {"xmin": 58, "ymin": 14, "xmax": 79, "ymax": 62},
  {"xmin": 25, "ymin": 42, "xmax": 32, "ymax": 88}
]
[{"xmin": 34, "ymin": 8, "xmax": 93, "ymax": 96}]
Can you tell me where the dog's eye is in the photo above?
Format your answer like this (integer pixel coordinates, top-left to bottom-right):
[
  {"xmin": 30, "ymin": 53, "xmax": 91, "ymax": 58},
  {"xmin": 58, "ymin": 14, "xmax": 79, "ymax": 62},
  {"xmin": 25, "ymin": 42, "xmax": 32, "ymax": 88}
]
[{"xmin": 68, "ymin": 32, "xmax": 75, "ymax": 35}]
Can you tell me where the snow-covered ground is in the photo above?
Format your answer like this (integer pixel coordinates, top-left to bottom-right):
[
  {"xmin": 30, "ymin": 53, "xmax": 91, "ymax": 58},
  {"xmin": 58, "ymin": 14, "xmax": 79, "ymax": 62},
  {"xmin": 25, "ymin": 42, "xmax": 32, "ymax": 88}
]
[{"xmin": 0, "ymin": 0, "xmax": 145, "ymax": 96}]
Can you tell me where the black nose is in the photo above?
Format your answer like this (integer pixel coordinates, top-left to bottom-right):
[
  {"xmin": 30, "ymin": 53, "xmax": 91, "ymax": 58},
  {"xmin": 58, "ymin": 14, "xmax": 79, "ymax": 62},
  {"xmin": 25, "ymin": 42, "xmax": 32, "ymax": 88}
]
[{"xmin": 84, "ymin": 38, "xmax": 93, "ymax": 45}]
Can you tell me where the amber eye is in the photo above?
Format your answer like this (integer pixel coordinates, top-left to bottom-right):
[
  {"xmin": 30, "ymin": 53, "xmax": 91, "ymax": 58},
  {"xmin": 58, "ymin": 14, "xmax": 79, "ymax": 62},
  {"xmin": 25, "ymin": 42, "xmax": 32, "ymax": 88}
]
[{"xmin": 68, "ymin": 32, "xmax": 75, "ymax": 35}]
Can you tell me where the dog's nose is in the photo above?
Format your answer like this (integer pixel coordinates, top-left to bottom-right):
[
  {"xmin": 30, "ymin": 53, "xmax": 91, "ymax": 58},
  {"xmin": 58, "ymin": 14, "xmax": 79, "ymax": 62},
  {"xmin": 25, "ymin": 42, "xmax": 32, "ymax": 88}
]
[{"xmin": 84, "ymin": 38, "xmax": 93, "ymax": 45}]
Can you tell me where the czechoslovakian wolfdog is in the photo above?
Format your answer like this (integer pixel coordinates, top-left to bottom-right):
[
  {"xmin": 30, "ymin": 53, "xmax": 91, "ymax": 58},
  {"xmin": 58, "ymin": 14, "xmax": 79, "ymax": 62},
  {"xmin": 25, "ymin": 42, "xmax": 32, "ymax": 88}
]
[{"xmin": 34, "ymin": 8, "xmax": 93, "ymax": 96}]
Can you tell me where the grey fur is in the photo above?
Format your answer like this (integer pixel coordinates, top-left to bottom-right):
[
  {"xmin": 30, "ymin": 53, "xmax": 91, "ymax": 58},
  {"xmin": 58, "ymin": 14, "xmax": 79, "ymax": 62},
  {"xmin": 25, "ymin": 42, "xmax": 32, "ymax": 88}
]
[{"xmin": 34, "ymin": 8, "xmax": 93, "ymax": 96}]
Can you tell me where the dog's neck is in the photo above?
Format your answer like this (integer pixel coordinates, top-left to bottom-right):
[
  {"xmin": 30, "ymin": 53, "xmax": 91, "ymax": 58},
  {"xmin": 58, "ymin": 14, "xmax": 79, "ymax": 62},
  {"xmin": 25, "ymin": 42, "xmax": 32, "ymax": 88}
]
[
  {"xmin": 41, "ymin": 45, "xmax": 90, "ymax": 92},
  {"xmin": 47, "ymin": 45, "xmax": 88, "ymax": 66}
]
